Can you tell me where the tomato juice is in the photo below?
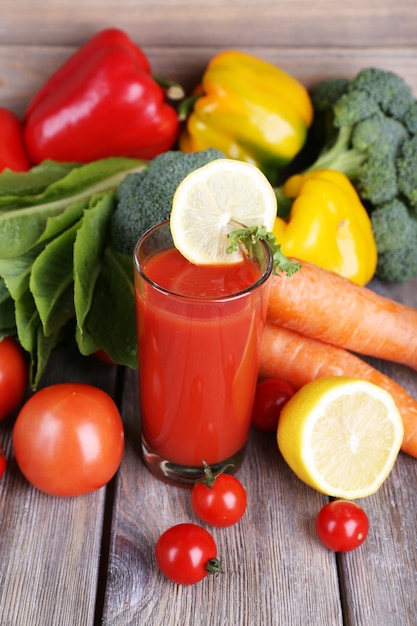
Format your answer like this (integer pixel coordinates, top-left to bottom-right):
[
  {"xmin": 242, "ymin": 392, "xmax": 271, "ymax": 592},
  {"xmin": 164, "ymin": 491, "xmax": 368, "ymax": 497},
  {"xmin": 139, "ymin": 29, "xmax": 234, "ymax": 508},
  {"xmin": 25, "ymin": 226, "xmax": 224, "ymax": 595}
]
[{"xmin": 134, "ymin": 221, "xmax": 272, "ymax": 483}]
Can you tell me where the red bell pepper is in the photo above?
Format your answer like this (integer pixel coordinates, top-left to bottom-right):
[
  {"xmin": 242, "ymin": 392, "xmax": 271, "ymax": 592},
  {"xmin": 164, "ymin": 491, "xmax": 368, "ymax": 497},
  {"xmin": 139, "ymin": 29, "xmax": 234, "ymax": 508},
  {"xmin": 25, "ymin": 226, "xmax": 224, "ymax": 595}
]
[
  {"xmin": 0, "ymin": 107, "xmax": 31, "ymax": 172},
  {"xmin": 23, "ymin": 28, "xmax": 180, "ymax": 164}
]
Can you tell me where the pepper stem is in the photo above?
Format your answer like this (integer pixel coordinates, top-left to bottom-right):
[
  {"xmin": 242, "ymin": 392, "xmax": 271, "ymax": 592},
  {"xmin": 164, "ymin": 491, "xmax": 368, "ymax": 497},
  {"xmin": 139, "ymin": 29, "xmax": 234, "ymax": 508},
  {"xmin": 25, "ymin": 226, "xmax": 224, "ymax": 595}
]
[{"xmin": 153, "ymin": 75, "xmax": 185, "ymax": 101}]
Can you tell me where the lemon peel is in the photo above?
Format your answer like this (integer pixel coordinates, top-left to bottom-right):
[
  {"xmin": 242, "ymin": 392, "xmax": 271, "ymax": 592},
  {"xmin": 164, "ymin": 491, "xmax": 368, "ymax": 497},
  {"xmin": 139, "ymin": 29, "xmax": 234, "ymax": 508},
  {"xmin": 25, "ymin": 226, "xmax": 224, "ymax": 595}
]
[{"xmin": 277, "ymin": 376, "xmax": 404, "ymax": 499}]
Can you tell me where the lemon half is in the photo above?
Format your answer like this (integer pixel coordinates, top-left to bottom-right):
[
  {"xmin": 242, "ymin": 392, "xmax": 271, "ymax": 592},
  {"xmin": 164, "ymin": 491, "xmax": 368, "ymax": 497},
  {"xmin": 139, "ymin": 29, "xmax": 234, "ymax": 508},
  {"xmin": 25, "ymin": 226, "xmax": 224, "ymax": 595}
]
[
  {"xmin": 170, "ymin": 158, "xmax": 277, "ymax": 265},
  {"xmin": 277, "ymin": 376, "xmax": 404, "ymax": 499}
]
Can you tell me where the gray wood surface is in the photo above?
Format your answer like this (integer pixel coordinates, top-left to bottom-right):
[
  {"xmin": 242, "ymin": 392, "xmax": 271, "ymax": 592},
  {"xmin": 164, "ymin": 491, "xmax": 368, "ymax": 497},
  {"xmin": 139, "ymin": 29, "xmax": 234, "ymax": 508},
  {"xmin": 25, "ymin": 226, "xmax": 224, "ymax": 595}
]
[{"xmin": 1, "ymin": 2, "xmax": 417, "ymax": 624}]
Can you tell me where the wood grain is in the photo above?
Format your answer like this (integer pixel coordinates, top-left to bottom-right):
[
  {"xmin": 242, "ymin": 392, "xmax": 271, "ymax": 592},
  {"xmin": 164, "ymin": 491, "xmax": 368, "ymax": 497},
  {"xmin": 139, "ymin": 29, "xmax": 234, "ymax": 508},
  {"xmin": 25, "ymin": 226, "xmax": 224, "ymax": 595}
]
[
  {"xmin": 0, "ymin": 347, "xmax": 120, "ymax": 626},
  {"xmin": 103, "ymin": 370, "xmax": 343, "ymax": 626},
  {"xmin": 1, "ymin": 0, "xmax": 417, "ymax": 115},
  {"xmin": 0, "ymin": 2, "xmax": 417, "ymax": 624}
]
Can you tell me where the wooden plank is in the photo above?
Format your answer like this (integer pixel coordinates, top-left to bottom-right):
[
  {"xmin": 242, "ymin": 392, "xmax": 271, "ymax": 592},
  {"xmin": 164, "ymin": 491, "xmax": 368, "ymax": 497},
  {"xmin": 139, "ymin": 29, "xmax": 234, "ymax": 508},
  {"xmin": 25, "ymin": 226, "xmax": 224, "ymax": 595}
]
[
  {"xmin": 0, "ymin": 347, "xmax": 120, "ymax": 626},
  {"xmin": 334, "ymin": 277, "xmax": 417, "ymax": 625},
  {"xmin": 1, "ymin": 0, "xmax": 417, "ymax": 114},
  {"xmin": 102, "ymin": 369, "xmax": 343, "ymax": 625},
  {"xmin": 2, "ymin": 0, "xmax": 417, "ymax": 48},
  {"xmin": 340, "ymin": 431, "xmax": 417, "ymax": 626},
  {"xmin": 2, "ymin": 45, "xmax": 417, "ymax": 118}
]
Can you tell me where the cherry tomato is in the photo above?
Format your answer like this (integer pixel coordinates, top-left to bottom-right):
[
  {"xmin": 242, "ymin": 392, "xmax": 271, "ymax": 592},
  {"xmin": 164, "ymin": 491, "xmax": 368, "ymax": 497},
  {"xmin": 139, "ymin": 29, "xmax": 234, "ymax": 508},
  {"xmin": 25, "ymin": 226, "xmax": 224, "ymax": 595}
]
[
  {"xmin": 13, "ymin": 383, "xmax": 124, "ymax": 497},
  {"xmin": 191, "ymin": 463, "xmax": 247, "ymax": 527},
  {"xmin": 155, "ymin": 523, "xmax": 222, "ymax": 585},
  {"xmin": 251, "ymin": 378, "xmax": 295, "ymax": 432},
  {"xmin": 316, "ymin": 500, "xmax": 369, "ymax": 552},
  {"xmin": 0, "ymin": 446, "xmax": 6, "ymax": 479},
  {"xmin": 0, "ymin": 336, "xmax": 28, "ymax": 420}
]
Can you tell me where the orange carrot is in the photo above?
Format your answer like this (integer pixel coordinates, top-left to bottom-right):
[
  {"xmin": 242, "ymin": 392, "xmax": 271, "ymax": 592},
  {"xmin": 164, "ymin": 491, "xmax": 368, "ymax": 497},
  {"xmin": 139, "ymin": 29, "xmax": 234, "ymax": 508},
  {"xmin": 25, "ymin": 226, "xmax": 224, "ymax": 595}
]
[
  {"xmin": 259, "ymin": 322, "xmax": 417, "ymax": 458},
  {"xmin": 267, "ymin": 259, "xmax": 417, "ymax": 371}
]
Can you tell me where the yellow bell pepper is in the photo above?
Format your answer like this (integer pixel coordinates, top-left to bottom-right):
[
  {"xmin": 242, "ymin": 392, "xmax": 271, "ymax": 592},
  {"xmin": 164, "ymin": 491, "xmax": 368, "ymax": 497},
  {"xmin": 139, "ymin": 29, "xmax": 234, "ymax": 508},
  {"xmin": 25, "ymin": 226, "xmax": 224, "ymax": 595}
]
[
  {"xmin": 179, "ymin": 50, "xmax": 313, "ymax": 181},
  {"xmin": 273, "ymin": 169, "xmax": 378, "ymax": 285}
]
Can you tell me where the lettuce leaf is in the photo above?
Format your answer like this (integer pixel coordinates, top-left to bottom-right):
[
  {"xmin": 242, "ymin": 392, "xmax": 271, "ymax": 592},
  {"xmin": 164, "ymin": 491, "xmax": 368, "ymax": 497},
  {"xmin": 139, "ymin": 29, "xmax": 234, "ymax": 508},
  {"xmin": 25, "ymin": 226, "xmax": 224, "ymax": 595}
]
[{"xmin": 0, "ymin": 157, "xmax": 147, "ymax": 387}]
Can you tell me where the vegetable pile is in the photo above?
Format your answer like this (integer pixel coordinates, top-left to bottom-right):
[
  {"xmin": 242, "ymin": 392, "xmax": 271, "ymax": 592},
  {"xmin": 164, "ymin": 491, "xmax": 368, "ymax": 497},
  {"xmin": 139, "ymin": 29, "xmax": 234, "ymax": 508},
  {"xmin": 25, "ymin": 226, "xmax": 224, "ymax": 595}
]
[
  {"xmin": 260, "ymin": 260, "xmax": 417, "ymax": 458},
  {"xmin": 297, "ymin": 68, "xmax": 417, "ymax": 282},
  {"xmin": 0, "ymin": 149, "xmax": 224, "ymax": 387},
  {"xmin": 1, "ymin": 27, "xmax": 417, "ymax": 396},
  {"xmin": 1, "ymin": 32, "xmax": 417, "ymax": 582}
]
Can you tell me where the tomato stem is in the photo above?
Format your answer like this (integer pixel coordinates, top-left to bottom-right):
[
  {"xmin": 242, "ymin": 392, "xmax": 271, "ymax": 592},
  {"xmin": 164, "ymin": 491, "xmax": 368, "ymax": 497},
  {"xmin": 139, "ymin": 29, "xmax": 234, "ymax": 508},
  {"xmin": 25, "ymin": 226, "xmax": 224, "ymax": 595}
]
[
  {"xmin": 206, "ymin": 558, "xmax": 223, "ymax": 575},
  {"xmin": 200, "ymin": 460, "xmax": 235, "ymax": 489}
]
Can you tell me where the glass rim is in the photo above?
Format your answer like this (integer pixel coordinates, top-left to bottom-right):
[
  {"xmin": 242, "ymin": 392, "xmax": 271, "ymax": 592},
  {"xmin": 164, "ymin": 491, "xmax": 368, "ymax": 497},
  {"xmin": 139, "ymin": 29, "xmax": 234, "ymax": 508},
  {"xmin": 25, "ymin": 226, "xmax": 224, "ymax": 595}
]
[{"xmin": 133, "ymin": 220, "xmax": 274, "ymax": 303}]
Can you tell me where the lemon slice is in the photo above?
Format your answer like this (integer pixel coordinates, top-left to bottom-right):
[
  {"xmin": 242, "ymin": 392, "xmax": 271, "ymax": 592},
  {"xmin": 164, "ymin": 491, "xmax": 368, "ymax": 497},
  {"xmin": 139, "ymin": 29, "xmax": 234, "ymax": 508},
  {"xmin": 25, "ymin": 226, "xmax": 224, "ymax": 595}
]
[
  {"xmin": 277, "ymin": 376, "xmax": 404, "ymax": 499},
  {"xmin": 170, "ymin": 158, "xmax": 277, "ymax": 264}
]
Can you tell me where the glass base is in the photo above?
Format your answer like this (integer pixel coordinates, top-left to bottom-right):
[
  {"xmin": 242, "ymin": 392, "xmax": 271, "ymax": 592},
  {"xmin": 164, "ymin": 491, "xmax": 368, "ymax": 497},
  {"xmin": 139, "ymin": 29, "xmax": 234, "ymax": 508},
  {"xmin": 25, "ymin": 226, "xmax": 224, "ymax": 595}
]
[{"xmin": 141, "ymin": 439, "xmax": 246, "ymax": 487}]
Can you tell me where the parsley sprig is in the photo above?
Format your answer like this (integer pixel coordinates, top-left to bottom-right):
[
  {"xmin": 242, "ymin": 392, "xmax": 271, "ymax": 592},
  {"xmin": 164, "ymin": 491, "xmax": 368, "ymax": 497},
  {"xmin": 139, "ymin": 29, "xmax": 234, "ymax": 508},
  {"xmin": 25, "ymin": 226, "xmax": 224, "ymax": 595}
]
[{"xmin": 227, "ymin": 225, "xmax": 301, "ymax": 277}]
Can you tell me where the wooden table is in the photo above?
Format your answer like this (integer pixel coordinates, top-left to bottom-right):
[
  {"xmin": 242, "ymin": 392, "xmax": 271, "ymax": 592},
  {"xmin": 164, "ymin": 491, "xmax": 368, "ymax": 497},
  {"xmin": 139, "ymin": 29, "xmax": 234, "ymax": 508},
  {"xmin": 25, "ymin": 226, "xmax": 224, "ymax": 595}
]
[
  {"xmin": 0, "ymin": 276, "xmax": 416, "ymax": 626},
  {"xmin": 2, "ymin": 1, "xmax": 417, "ymax": 623}
]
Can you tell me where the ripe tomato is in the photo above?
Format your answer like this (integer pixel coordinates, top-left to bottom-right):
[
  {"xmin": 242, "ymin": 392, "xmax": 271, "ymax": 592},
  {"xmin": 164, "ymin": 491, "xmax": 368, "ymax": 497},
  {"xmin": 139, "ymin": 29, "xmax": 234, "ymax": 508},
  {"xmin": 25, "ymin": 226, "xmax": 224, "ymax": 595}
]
[
  {"xmin": 155, "ymin": 523, "xmax": 222, "ymax": 585},
  {"xmin": 191, "ymin": 463, "xmax": 247, "ymax": 527},
  {"xmin": 0, "ymin": 446, "xmax": 6, "ymax": 479},
  {"xmin": 0, "ymin": 336, "xmax": 28, "ymax": 420},
  {"xmin": 316, "ymin": 500, "xmax": 369, "ymax": 552},
  {"xmin": 251, "ymin": 378, "xmax": 295, "ymax": 432},
  {"xmin": 13, "ymin": 383, "xmax": 124, "ymax": 497}
]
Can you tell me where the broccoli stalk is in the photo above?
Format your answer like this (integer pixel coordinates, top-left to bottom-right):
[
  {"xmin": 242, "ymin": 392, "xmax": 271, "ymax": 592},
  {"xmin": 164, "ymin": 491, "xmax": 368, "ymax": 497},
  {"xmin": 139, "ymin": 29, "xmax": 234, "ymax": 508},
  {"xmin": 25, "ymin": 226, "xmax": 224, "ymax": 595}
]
[
  {"xmin": 303, "ymin": 124, "xmax": 365, "ymax": 180},
  {"xmin": 277, "ymin": 67, "xmax": 417, "ymax": 283}
]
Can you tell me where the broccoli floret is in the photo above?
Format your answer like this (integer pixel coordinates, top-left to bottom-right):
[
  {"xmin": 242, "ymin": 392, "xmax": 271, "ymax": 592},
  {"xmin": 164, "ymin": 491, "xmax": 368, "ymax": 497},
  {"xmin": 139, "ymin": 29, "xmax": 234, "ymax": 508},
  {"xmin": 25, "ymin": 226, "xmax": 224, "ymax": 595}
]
[
  {"xmin": 355, "ymin": 154, "xmax": 398, "ymax": 205},
  {"xmin": 396, "ymin": 135, "xmax": 417, "ymax": 208},
  {"xmin": 371, "ymin": 199, "xmax": 417, "ymax": 282},
  {"xmin": 110, "ymin": 148, "xmax": 224, "ymax": 255},
  {"xmin": 347, "ymin": 68, "xmax": 415, "ymax": 121},
  {"xmin": 333, "ymin": 89, "xmax": 380, "ymax": 127},
  {"xmin": 310, "ymin": 77, "xmax": 349, "ymax": 113},
  {"xmin": 351, "ymin": 113, "xmax": 408, "ymax": 157},
  {"xmin": 404, "ymin": 101, "xmax": 417, "ymax": 135}
]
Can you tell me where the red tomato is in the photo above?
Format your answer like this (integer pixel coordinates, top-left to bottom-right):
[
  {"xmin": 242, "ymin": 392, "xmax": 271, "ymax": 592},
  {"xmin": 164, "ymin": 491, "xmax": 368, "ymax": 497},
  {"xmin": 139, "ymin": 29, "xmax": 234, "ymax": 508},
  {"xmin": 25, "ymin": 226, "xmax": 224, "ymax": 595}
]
[
  {"xmin": 155, "ymin": 523, "xmax": 222, "ymax": 585},
  {"xmin": 191, "ymin": 464, "xmax": 247, "ymax": 527},
  {"xmin": 0, "ymin": 446, "xmax": 6, "ymax": 479},
  {"xmin": 251, "ymin": 378, "xmax": 295, "ymax": 432},
  {"xmin": 13, "ymin": 383, "xmax": 124, "ymax": 497},
  {"xmin": 316, "ymin": 500, "xmax": 369, "ymax": 552},
  {"xmin": 0, "ymin": 337, "xmax": 28, "ymax": 420}
]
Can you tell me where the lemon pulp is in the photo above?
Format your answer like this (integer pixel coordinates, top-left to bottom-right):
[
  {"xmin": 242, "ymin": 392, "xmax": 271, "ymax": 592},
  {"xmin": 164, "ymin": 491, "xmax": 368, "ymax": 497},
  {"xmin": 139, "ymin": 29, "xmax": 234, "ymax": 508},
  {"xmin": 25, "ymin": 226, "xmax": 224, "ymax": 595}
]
[{"xmin": 170, "ymin": 158, "xmax": 277, "ymax": 265}]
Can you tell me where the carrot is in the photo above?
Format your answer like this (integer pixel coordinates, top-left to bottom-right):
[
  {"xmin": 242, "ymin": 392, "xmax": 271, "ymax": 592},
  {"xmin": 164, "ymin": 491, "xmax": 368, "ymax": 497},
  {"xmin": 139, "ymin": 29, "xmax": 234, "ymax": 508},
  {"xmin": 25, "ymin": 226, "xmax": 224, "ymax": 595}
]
[
  {"xmin": 259, "ymin": 322, "xmax": 417, "ymax": 458},
  {"xmin": 267, "ymin": 259, "xmax": 417, "ymax": 371}
]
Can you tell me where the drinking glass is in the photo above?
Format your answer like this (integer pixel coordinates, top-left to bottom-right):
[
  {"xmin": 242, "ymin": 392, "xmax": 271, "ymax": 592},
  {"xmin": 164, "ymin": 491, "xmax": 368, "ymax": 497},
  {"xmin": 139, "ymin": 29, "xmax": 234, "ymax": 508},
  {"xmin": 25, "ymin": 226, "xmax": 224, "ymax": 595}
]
[{"xmin": 133, "ymin": 220, "xmax": 273, "ymax": 486}]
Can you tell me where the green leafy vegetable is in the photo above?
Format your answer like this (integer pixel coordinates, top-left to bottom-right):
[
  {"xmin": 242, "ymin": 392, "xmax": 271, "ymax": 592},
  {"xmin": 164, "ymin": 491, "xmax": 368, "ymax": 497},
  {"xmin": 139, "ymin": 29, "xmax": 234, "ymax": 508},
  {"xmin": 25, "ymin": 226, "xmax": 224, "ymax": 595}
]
[
  {"xmin": 30, "ymin": 220, "xmax": 80, "ymax": 337},
  {"xmin": 0, "ymin": 278, "xmax": 15, "ymax": 335},
  {"xmin": 75, "ymin": 247, "xmax": 137, "ymax": 368},
  {"xmin": 0, "ymin": 157, "xmax": 147, "ymax": 387},
  {"xmin": 227, "ymin": 226, "xmax": 301, "ymax": 277},
  {"xmin": 74, "ymin": 193, "xmax": 115, "ymax": 332},
  {"xmin": 0, "ymin": 157, "xmax": 145, "ymax": 258}
]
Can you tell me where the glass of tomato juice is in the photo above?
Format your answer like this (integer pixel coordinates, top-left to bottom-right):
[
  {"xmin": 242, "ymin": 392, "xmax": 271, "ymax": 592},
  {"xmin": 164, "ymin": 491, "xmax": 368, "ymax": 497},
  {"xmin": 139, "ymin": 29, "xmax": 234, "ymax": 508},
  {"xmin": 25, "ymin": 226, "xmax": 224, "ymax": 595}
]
[{"xmin": 133, "ymin": 220, "xmax": 273, "ymax": 486}]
